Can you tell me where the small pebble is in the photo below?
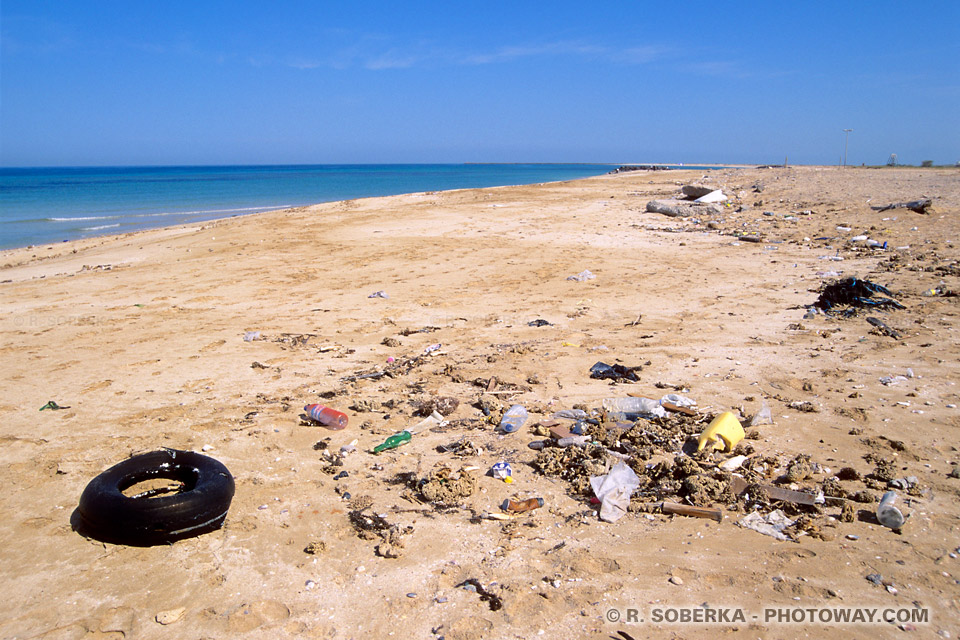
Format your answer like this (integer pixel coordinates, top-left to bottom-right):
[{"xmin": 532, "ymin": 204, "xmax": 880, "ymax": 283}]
[
  {"xmin": 669, "ymin": 576, "xmax": 683, "ymax": 585},
  {"xmin": 305, "ymin": 580, "xmax": 316, "ymax": 590},
  {"xmin": 846, "ymin": 534, "xmax": 860, "ymax": 541},
  {"xmin": 436, "ymin": 596, "xmax": 448, "ymax": 604},
  {"xmin": 406, "ymin": 592, "xmax": 417, "ymax": 598}
]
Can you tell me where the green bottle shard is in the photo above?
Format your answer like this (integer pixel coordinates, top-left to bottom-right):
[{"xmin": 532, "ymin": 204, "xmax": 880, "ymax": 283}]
[
  {"xmin": 39, "ymin": 401, "xmax": 65, "ymax": 411},
  {"xmin": 373, "ymin": 430, "xmax": 412, "ymax": 454}
]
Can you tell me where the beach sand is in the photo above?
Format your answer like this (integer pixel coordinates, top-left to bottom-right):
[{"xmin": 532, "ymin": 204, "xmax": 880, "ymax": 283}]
[{"xmin": 1, "ymin": 166, "xmax": 958, "ymax": 639}]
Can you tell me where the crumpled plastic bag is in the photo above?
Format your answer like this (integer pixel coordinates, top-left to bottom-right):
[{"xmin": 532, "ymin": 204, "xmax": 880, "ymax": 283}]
[
  {"xmin": 747, "ymin": 400, "xmax": 774, "ymax": 427},
  {"xmin": 660, "ymin": 393, "xmax": 696, "ymax": 408},
  {"xmin": 567, "ymin": 269, "xmax": 596, "ymax": 282},
  {"xmin": 590, "ymin": 461, "xmax": 640, "ymax": 523},
  {"xmin": 736, "ymin": 509, "xmax": 796, "ymax": 542}
]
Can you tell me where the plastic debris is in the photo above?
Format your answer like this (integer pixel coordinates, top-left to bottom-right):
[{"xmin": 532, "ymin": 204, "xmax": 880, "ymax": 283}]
[
  {"xmin": 501, "ymin": 497, "xmax": 543, "ymax": 513},
  {"xmin": 590, "ymin": 461, "xmax": 641, "ymax": 523},
  {"xmin": 566, "ymin": 270, "xmax": 596, "ymax": 282},
  {"xmin": 737, "ymin": 510, "xmax": 796, "ymax": 541},
  {"xmin": 813, "ymin": 277, "xmax": 904, "ymax": 314},
  {"xmin": 747, "ymin": 401, "xmax": 774, "ymax": 427},
  {"xmin": 39, "ymin": 400, "xmax": 68, "ymax": 411},
  {"xmin": 694, "ymin": 189, "xmax": 726, "ymax": 203},
  {"xmin": 243, "ymin": 331, "xmax": 262, "ymax": 341},
  {"xmin": 590, "ymin": 362, "xmax": 641, "ymax": 382},
  {"xmin": 491, "ymin": 462, "xmax": 513, "ymax": 483},
  {"xmin": 368, "ymin": 290, "xmax": 389, "ymax": 299},
  {"xmin": 602, "ymin": 397, "xmax": 666, "ymax": 420},
  {"xmin": 876, "ymin": 491, "xmax": 906, "ymax": 529},
  {"xmin": 527, "ymin": 319, "xmax": 553, "ymax": 327},
  {"xmin": 499, "ymin": 404, "xmax": 528, "ymax": 434},
  {"xmin": 697, "ymin": 412, "xmax": 745, "ymax": 452}
]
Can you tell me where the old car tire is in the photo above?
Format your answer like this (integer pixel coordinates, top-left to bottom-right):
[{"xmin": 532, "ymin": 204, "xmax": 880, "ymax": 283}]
[{"xmin": 77, "ymin": 449, "xmax": 235, "ymax": 546}]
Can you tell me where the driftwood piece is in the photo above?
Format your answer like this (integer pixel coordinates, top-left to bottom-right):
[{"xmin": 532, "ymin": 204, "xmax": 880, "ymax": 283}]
[
  {"xmin": 870, "ymin": 198, "xmax": 932, "ymax": 214},
  {"xmin": 646, "ymin": 199, "xmax": 723, "ymax": 218}
]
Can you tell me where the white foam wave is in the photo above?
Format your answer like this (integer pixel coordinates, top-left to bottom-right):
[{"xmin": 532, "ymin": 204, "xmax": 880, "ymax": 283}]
[
  {"xmin": 81, "ymin": 224, "xmax": 121, "ymax": 231},
  {"xmin": 48, "ymin": 216, "xmax": 119, "ymax": 222}
]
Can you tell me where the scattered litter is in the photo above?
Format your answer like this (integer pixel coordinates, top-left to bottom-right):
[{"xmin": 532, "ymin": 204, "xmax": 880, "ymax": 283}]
[
  {"xmin": 527, "ymin": 319, "xmax": 553, "ymax": 327},
  {"xmin": 867, "ymin": 316, "xmax": 901, "ymax": 339},
  {"xmin": 660, "ymin": 502, "xmax": 723, "ymax": 522},
  {"xmin": 879, "ymin": 375, "xmax": 908, "ymax": 386},
  {"xmin": 876, "ymin": 491, "xmax": 906, "ymax": 529},
  {"xmin": 491, "ymin": 462, "xmax": 513, "ymax": 483},
  {"xmin": 501, "ymin": 497, "xmax": 544, "ymax": 513},
  {"xmin": 243, "ymin": 331, "xmax": 262, "ymax": 342},
  {"xmin": 567, "ymin": 270, "xmax": 596, "ymax": 282},
  {"xmin": 499, "ymin": 404, "xmax": 528, "ymax": 434},
  {"xmin": 697, "ymin": 412, "xmax": 744, "ymax": 452},
  {"xmin": 456, "ymin": 579, "xmax": 503, "ymax": 611},
  {"xmin": 602, "ymin": 396, "xmax": 666, "ymax": 420},
  {"xmin": 39, "ymin": 400, "xmax": 69, "ymax": 411},
  {"xmin": 719, "ymin": 455, "xmax": 748, "ymax": 472},
  {"xmin": 590, "ymin": 461, "xmax": 640, "ymax": 522},
  {"xmin": 747, "ymin": 401, "xmax": 774, "ymax": 426},
  {"xmin": 423, "ymin": 343, "xmax": 442, "ymax": 355},
  {"xmin": 694, "ymin": 189, "xmax": 726, "ymax": 203},
  {"xmin": 870, "ymin": 198, "xmax": 932, "ymax": 214},
  {"xmin": 813, "ymin": 277, "xmax": 904, "ymax": 314},
  {"xmin": 737, "ymin": 510, "xmax": 796, "ymax": 541},
  {"xmin": 368, "ymin": 291, "xmax": 389, "ymax": 299},
  {"xmin": 303, "ymin": 404, "xmax": 349, "ymax": 430},
  {"xmin": 373, "ymin": 431, "xmax": 412, "ymax": 454},
  {"xmin": 729, "ymin": 476, "xmax": 821, "ymax": 506},
  {"xmin": 590, "ymin": 362, "xmax": 641, "ymax": 382}
]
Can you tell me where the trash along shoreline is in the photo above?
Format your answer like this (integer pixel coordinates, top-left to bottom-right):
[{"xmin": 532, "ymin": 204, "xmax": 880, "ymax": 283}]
[{"xmin": 1, "ymin": 165, "xmax": 959, "ymax": 639}]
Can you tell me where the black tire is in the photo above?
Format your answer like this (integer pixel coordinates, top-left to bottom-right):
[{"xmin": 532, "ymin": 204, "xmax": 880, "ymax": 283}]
[{"xmin": 76, "ymin": 449, "xmax": 235, "ymax": 546}]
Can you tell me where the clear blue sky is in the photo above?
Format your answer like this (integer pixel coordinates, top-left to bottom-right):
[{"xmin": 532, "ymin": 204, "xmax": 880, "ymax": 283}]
[{"xmin": 2, "ymin": 1, "xmax": 958, "ymax": 167}]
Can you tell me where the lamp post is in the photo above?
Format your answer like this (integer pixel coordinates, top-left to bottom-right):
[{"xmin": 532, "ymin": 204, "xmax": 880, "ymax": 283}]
[{"xmin": 843, "ymin": 129, "xmax": 853, "ymax": 167}]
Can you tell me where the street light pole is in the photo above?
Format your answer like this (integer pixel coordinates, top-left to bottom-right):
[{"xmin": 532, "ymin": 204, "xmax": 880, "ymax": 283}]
[{"xmin": 843, "ymin": 129, "xmax": 853, "ymax": 167}]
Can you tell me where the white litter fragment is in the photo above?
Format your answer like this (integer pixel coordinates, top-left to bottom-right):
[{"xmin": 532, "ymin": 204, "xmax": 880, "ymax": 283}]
[
  {"xmin": 737, "ymin": 510, "xmax": 796, "ymax": 542},
  {"xmin": 567, "ymin": 269, "xmax": 596, "ymax": 282},
  {"xmin": 590, "ymin": 461, "xmax": 640, "ymax": 523}
]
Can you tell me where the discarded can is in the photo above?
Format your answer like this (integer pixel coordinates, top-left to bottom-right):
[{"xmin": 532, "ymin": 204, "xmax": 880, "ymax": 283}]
[
  {"xmin": 501, "ymin": 497, "xmax": 543, "ymax": 513},
  {"xmin": 304, "ymin": 404, "xmax": 348, "ymax": 430},
  {"xmin": 876, "ymin": 491, "xmax": 905, "ymax": 529},
  {"xmin": 491, "ymin": 462, "xmax": 513, "ymax": 483}
]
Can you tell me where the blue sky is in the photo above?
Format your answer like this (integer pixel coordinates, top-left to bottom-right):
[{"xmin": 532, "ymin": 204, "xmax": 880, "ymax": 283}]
[{"xmin": 2, "ymin": 1, "xmax": 958, "ymax": 166}]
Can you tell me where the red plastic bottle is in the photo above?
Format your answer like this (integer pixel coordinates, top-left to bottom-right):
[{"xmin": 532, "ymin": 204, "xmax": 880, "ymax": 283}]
[{"xmin": 303, "ymin": 404, "xmax": 348, "ymax": 430}]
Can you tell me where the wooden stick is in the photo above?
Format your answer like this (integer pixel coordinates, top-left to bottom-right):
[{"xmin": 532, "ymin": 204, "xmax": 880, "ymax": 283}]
[{"xmin": 661, "ymin": 502, "xmax": 723, "ymax": 523}]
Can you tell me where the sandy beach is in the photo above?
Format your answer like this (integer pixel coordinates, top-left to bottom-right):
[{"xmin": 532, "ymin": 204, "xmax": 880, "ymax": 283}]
[{"xmin": 1, "ymin": 165, "xmax": 958, "ymax": 639}]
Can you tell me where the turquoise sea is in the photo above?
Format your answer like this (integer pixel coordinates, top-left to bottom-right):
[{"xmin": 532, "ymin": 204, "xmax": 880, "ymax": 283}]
[{"xmin": 0, "ymin": 164, "xmax": 616, "ymax": 250}]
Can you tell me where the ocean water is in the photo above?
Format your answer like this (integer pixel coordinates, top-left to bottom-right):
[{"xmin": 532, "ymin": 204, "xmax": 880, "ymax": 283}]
[{"xmin": 0, "ymin": 164, "xmax": 615, "ymax": 250}]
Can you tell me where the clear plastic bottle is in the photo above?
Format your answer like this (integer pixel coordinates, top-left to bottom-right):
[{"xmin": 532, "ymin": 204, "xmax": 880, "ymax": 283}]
[
  {"xmin": 499, "ymin": 405, "xmax": 528, "ymax": 433},
  {"xmin": 601, "ymin": 397, "xmax": 666, "ymax": 421},
  {"xmin": 303, "ymin": 404, "xmax": 348, "ymax": 430}
]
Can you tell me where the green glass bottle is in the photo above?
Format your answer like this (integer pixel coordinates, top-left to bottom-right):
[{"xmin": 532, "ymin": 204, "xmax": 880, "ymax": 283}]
[{"xmin": 373, "ymin": 430, "xmax": 412, "ymax": 454}]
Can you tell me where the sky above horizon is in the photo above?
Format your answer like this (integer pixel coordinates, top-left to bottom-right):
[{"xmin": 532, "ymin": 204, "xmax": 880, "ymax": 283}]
[{"xmin": 2, "ymin": 2, "xmax": 958, "ymax": 167}]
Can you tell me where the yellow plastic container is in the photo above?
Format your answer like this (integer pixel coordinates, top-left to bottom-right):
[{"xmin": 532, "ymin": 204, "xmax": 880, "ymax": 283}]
[{"xmin": 697, "ymin": 412, "xmax": 745, "ymax": 452}]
